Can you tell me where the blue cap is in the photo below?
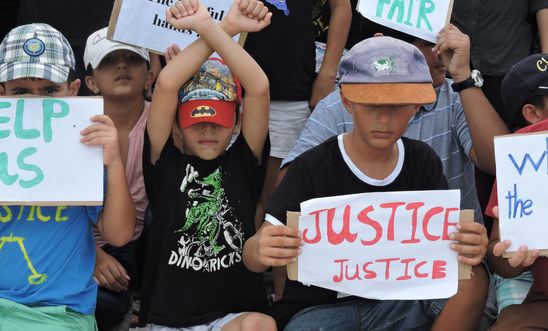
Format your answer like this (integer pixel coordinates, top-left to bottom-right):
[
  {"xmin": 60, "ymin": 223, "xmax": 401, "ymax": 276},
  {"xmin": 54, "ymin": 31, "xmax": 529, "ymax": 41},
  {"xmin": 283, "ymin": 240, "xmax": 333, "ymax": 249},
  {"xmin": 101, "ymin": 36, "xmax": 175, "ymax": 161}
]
[{"xmin": 339, "ymin": 36, "xmax": 435, "ymax": 105}]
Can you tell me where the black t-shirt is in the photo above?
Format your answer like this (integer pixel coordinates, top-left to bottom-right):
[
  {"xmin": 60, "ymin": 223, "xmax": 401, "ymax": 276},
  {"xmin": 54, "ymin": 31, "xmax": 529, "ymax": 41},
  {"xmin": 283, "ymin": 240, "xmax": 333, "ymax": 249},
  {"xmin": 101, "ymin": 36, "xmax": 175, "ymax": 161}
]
[
  {"xmin": 313, "ymin": 0, "xmax": 370, "ymax": 49},
  {"xmin": 140, "ymin": 133, "xmax": 268, "ymax": 327},
  {"xmin": 266, "ymin": 135, "xmax": 448, "ymax": 328},
  {"xmin": 17, "ymin": 0, "xmax": 114, "ymax": 47},
  {"xmin": 244, "ymin": 0, "xmax": 315, "ymax": 101}
]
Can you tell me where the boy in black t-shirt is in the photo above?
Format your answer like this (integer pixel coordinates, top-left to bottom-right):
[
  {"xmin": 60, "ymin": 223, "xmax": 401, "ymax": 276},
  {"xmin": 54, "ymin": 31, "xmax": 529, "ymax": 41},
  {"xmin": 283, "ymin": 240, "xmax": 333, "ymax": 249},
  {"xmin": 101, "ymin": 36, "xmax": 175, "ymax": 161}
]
[
  {"xmin": 140, "ymin": 0, "xmax": 275, "ymax": 330},
  {"xmin": 243, "ymin": 36, "xmax": 489, "ymax": 330}
]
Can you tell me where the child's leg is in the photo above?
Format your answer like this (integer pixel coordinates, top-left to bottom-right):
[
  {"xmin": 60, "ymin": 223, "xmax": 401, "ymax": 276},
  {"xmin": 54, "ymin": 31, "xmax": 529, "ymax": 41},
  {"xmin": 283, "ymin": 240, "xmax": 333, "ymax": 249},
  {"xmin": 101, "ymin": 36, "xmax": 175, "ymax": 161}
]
[
  {"xmin": 220, "ymin": 312, "xmax": 276, "ymax": 331},
  {"xmin": 432, "ymin": 264, "xmax": 489, "ymax": 331},
  {"xmin": 490, "ymin": 289, "xmax": 548, "ymax": 330}
]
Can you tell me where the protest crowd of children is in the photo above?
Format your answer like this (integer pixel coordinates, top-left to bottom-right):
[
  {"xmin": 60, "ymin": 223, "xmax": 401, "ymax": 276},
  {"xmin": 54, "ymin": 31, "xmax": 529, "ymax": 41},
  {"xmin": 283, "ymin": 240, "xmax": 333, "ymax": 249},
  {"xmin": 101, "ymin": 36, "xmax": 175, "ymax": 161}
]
[{"xmin": 1, "ymin": 0, "xmax": 548, "ymax": 330}]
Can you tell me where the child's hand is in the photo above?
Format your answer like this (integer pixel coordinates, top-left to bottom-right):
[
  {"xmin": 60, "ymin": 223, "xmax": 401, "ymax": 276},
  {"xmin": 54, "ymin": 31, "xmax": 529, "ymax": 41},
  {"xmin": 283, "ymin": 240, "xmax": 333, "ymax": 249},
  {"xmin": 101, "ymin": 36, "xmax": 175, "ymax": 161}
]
[
  {"xmin": 166, "ymin": 0, "xmax": 211, "ymax": 32},
  {"xmin": 165, "ymin": 44, "xmax": 181, "ymax": 63},
  {"xmin": 94, "ymin": 247, "xmax": 130, "ymax": 292},
  {"xmin": 223, "ymin": 0, "xmax": 272, "ymax": 35},
  {"xmin": 449, "ymin": 222, "xmax": 488, "ymax": 266},
  {"xmin": 493, "ymin": 240, "xmax": 540, "ymax": 268},
  {"xmin": 491, "ymin": 206, "xmax": 540, "ymax": 268},
  {"xmin": 255, "ymin": 225, "xmax": 302, "ymax": 267},
  {"xmin": 80, "ymin": 114, "xmax": 122, "ymax": 167}
]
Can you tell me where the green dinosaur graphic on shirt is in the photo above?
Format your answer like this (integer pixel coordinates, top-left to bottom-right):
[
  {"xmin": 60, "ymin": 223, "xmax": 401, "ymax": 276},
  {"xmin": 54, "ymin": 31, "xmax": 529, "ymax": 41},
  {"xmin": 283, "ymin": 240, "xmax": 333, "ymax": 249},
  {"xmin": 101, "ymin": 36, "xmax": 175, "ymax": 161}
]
[{"xmin": 177, "ymin": 166, "xmax": 227, "ymax": 256}]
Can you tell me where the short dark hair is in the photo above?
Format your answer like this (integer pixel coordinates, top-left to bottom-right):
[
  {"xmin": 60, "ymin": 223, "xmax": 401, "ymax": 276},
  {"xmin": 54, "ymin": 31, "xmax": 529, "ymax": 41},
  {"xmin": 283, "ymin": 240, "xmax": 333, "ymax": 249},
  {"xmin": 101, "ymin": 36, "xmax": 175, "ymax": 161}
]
[
  {"xmin": 67, "ymin": 69, "xmax": 76, "ymax": 83},
  {"xmin": 511, "ymin": 94, "xmax": 546, "ymax": 131}
]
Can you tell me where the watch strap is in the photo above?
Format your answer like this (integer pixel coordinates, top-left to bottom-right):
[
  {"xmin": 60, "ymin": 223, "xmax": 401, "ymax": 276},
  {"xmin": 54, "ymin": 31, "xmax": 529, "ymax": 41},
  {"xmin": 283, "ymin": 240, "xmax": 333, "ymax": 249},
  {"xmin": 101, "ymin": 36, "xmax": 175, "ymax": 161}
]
[{"xmin": 451, "ymin": 76, "xmax": 477, "ymax": 92}]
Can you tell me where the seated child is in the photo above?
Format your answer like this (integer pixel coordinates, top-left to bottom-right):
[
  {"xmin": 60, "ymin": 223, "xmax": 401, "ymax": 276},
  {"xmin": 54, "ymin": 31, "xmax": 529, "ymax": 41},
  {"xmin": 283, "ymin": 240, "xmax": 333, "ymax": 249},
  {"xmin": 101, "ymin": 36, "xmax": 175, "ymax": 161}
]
[
  {"xmin": 83, "ymin": 27, "xmax": 153, "ymax": 329},
  {"xmin": 486, "ymin": 53, "xmax": 548, "ymax": 330},
  {"xmin": 138, "ymin": 0, "xmax": 275, "ymax": 330},
  {"xmin": 243, "ymin": 35, "xmax": 488, "ymax": 331},
  {"xmin": 0, "ymin": 23, "xmax": 134, "ymax": 330}
]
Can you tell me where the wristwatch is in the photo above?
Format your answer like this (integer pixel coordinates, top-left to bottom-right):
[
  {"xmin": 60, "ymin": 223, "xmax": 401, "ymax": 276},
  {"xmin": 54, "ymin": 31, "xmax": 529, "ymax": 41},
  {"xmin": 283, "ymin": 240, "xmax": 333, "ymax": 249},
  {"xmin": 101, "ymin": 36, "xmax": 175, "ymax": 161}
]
[{"xmin": 451, "ymin": 69, "xmax": 484, "ymax": 92}]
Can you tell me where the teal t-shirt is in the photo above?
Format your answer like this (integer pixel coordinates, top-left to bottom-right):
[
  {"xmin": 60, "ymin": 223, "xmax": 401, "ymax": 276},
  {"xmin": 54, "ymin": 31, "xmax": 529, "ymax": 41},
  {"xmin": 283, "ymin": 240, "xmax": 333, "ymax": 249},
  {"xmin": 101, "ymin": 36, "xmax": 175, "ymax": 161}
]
[{"xmin": 0, "ymin": 205, "xmax": 101, "ymax": 314}]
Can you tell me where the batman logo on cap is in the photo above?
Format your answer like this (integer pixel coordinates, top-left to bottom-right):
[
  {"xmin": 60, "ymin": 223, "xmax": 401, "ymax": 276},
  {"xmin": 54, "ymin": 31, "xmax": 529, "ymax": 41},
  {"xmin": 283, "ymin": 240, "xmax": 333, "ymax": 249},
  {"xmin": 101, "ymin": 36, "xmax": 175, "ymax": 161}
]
[
  {"xmin": 191, "ymin": 106, "xmax": 216, "ymax": 118},
  {"xmin": 23, "ymin": 38, "xmax": 46, "ymax": 57}
]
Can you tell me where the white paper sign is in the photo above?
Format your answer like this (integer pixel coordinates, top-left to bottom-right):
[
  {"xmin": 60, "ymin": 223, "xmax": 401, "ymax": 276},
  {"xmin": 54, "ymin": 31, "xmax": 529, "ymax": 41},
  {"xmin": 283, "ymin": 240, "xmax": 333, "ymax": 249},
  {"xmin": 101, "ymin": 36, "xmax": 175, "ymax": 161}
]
[
  {"xmin": 494, "ymin": 132, "xmax": 548, "ymax": 252},
  {"xmin": 357, "ymin": 0, "xmax": 454, "ymax": 43},
  {"xmin": 0, "ymin": 97, "xmax": 104, "ymax": 205},
  {"xmin": 297, "ymin": 190, "xmax": 460, "ymax": 300},
  {"xmin": 109, "ymin": 0, "xmax": 235, "ymax": 54}
]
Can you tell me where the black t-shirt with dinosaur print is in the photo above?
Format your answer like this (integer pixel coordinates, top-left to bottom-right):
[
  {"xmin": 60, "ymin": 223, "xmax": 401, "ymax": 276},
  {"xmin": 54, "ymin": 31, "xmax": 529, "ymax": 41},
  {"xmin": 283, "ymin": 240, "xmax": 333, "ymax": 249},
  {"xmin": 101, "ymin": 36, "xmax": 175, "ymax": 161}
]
[{"xmin": 140, "ymin": 133, "xmax": 268, "ymax": 327}]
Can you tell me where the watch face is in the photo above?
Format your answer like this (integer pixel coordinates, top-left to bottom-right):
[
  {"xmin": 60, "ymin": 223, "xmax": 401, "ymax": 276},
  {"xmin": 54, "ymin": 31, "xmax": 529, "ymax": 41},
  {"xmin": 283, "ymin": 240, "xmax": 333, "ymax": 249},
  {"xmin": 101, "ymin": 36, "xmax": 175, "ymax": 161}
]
[{"xmin": 471, "ymin": 70, "xmax": 483, "ymax": 87}]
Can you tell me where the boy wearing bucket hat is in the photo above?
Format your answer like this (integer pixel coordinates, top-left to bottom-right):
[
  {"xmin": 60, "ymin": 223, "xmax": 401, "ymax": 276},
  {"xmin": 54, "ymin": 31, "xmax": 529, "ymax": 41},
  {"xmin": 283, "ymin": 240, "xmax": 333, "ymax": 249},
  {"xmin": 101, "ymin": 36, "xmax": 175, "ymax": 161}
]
[
  {"xmin": 244, "ymin": 35, "xmax": 489, "ymax": 330},
  {"xmin": 0, "ymin": 23, "xmax": 135, "ymax": 330},
  {"xmin": 486, "ymin": 53, "xmax": 548, "ymax": 330},
  {"xmin": 138, "ymin": 0, "xmax": 276, "ymax": 329},
  {"xmin": 83, "ymin": 26, "xmax": 153, "ymax": 329}
]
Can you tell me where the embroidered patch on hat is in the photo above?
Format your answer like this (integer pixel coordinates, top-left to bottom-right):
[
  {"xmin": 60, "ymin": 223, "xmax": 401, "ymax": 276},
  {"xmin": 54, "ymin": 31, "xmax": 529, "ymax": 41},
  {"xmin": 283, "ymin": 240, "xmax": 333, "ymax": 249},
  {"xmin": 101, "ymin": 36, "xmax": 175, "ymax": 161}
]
[
  {"xmin": 372, "ymin": 57, "xmax": 395, "ymax": 72},
  {"xmin": 371, "ymin": 56, "xmax": 408, "ymax": 76},
  {"xmin": 191, "ymin": 105, "xmax": 216, "ymax": 118},
  {"xmin": 23, "ymin": 38, "xmax": 46, "ymax": 57}
]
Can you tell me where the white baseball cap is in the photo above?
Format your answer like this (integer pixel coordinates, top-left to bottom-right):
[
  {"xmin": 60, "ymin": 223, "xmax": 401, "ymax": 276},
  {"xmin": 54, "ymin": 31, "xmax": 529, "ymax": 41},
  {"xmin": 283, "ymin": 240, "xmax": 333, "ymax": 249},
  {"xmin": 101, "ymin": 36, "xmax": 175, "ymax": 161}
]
[{"xmin": 83, "ymin": 27, "xmax": 149, "ymax": 70}]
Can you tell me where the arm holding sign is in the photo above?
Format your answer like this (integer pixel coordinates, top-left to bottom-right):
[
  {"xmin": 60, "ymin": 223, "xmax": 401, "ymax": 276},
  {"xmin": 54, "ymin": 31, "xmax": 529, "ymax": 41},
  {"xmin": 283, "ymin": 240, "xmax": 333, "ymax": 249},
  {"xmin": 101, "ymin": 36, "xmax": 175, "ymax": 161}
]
[
  {"xmin": 488, "ymin": 206, "xmax": 540, "ymax": 278},
  {"xmin": 434, "ymin": 24, "xmax": 509, "ymax": 174},
  {"xmin": 433, "ymin": 221, "xmax": 489, "ymax": 331},
  {"xmin": 81, "ymin": 114, "xmax": 135, "ymax": 246}
]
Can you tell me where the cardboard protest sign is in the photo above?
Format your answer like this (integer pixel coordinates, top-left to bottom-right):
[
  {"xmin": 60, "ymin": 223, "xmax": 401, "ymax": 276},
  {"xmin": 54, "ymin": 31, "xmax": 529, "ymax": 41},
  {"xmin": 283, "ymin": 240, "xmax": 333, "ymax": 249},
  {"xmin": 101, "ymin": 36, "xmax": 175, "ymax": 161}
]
[
  {"xmin": 357, "ymin": 0, "xmax": 454, "ymax": 43},
  {"xmin": 0, "ymin": 97, "xmax": 104, "ymax": 205},
  {"xmin": 494, "ymin": 132, "xmax": 548, "ymax": 257},
  {"xmin": 108, "ymin": 0, "xmax": 239, "ymax": 54},
  {"xmin": 286, "ymin": 190, "xmax": 462, "ymax": 300}
]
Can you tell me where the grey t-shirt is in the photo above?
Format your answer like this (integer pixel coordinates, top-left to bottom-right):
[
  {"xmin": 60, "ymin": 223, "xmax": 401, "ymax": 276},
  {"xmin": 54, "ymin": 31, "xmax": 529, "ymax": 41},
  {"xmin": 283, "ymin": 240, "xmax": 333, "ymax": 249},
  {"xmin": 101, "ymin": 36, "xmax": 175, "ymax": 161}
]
[{"xmin": 451, "ymin": 0, "xmax": 548, "ymax": 76}]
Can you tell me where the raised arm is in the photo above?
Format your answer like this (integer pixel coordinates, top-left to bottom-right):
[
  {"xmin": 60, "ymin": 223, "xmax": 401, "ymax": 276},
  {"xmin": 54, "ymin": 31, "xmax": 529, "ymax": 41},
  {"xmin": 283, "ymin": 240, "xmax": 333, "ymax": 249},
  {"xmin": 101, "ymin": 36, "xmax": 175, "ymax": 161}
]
[
  {"xmin": 434, "ymin": 24, "xmax": 509, "ymax": 174},
  {"xmin": 146, "ymin": 2, "xmax": 216, "ymax": 164},
  {"xmin": 147, "ymin": 0, "xmax": 272, "ymax": 163},
  {"xmin": 193, "ymin": 0, "xmax": 271, "ymax": 158}
]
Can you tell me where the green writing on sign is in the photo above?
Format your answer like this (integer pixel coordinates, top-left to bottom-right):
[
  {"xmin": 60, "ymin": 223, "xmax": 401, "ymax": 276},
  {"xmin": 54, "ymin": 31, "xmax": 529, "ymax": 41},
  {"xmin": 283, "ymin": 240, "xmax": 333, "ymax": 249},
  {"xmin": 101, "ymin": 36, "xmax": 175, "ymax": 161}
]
[
  {"xmin": 0, "ymin": 99, "xmax": 70, "ymax": 188},
  {"xmin": 376, "ymin": 0, "xmax": 435, "ymax": 31}
]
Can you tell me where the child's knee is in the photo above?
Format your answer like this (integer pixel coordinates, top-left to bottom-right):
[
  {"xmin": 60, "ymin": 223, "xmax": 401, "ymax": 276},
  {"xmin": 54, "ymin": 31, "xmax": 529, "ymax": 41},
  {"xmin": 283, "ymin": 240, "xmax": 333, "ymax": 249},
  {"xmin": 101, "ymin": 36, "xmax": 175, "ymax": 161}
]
[{"xmin": 240, "ymin": 313, "xmax": 276, "ymax": 331}]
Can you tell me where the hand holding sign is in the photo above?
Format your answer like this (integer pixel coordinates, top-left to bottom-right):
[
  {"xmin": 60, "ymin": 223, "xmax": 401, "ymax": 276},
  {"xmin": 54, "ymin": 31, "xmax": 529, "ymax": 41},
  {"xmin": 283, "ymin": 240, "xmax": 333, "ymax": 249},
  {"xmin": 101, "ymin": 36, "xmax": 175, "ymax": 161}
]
[
  {"xmin": 433, "ymin": 24, "xmax": 471, "ymax": 82},
  {"xmin": 254, "ymin": 224, "xmax": 302, "ymax": 268},
  {"xmin": 80, "ymin": 114, "xmax": 122, "ymax": 167},
  {"xmin": 449, "ymin": 221, "xmax": 488, "ymax": 266},
  {"xmin": 491, "ymin": 206, "xmax": 540, "ymax": 269}
]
